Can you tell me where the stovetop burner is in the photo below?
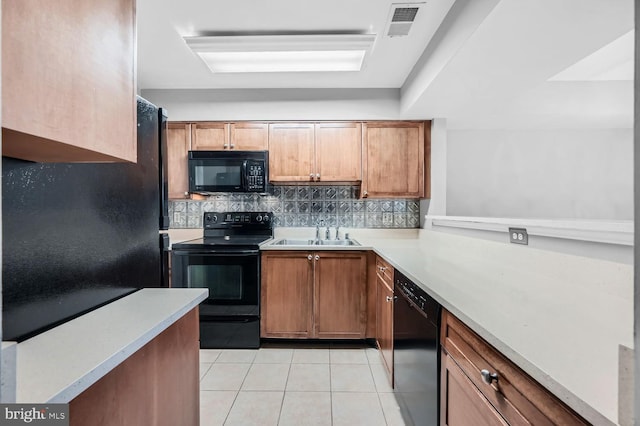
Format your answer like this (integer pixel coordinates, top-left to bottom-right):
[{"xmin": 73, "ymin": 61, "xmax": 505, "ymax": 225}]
[{"xmin": 172, "ymin": 211, "xmax": 274, "ymax": 251}]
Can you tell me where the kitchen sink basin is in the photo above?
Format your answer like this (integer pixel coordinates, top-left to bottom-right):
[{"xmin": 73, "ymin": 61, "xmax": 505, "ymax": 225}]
[
  {"xmin": 315, "ymin": 239, "xmax": 360, "ymax": 246},
  {"xmin": 271, "ymin": 239, "xmax": 317, "ymax": 246},
  {"xmin": 270, "ymin": 238, "xmax": 361, "ymax": 247}
]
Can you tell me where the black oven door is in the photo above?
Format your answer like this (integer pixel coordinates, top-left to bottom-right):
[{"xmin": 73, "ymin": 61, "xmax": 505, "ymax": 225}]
[{"xmin": 171, "ymin": 250, "xmax": 259, "ymax": 316}]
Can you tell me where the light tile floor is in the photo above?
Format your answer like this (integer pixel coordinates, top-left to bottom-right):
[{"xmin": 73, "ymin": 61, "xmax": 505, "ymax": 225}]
[{"xmin": 199, "ymin": 343, "xmax": 406, "ymax": 426}]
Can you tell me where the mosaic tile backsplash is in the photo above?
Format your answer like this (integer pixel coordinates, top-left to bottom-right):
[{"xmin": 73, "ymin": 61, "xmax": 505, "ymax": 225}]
[{"xmin": 169, "ymin": 185, "xmax": 420, "ymax": 229}]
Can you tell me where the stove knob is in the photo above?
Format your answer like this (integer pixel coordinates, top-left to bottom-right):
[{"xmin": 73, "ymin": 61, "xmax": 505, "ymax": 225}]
[
  {"xmin": 211, "ymin": 215, "xmax": 218, "ymax": 223},
  {"xmin": 256, "ymin": 215, "xmax": 263, "ymax": 222},
  {"xmin": 205, "ymin": 214, "xmax": 212, "ymax": 222},
  {"xmin": 263, "ymin": 215, "xmax": 270, "ymax": 222}
]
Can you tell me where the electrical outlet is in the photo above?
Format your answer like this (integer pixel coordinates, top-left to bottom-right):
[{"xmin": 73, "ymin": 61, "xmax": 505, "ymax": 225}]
[{"xmin": 509, "ymin": 228, "xmax": 528, "ymax": 245}]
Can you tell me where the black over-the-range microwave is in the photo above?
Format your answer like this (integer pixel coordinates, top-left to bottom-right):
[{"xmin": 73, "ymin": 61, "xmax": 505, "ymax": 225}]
[{"xmin": 188, "ymin": 150, "xmax": 269, "ymax": 193}]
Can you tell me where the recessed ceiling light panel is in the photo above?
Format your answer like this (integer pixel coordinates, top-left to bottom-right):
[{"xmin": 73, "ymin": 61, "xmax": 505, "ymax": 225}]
[{"xmin": 183, "ymin": 34, "xmax": 376, "ymax": 73}]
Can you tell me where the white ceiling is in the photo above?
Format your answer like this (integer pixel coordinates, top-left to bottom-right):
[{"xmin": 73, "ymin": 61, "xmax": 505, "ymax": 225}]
[
  {"xmin": 137, "ymin": 0, "xmax": 634, "ymax": 129},
  {"xmin": 137, "ymin": 0, "xmax": 456, "ymax": 89}
]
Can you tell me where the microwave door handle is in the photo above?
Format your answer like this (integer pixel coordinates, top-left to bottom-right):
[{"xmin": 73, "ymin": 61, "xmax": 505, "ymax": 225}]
[{"xmin": 241, "ymin": 160, "xmax": 248, "ymax": 190}]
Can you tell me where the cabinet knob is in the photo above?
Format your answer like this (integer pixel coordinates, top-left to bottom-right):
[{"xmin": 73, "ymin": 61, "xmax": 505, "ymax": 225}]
[
  {"xmin": 309, "ymin": 173, "xmax": 314, "ymax": 180},
  {"xmin": 230, "ymin": 144, "xmax": 235, "ymax": 149},
  {"xmin": 307, "ymin": 254, "xmax": 313, "ymax": 261},
  {"xmin": 480, "ymin": 369, "xmax": 499, "ymax": 385},
  {"xmin": 316, "ymin": 173, "xmax": 320, "ymax": 180},
  {"xmin": 363, "ymin": 191, "xmax": 368, "ymax": 198},
  {"xmin": 378, "ymin": 266, "xmax": 387, "ymax": 272},
  {"xmin": 385, "ymin": 296, "xmax": 395, "ymax": 302},
  {"xmin": 315, "ymin": 255, "xmax": 320, "ymax": 261},
  {"xmin": 224, "ymin": 144, "xmax": 229, "ymax": 149}
]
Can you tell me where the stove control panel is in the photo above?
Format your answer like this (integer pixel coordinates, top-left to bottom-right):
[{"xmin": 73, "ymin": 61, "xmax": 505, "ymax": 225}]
[{"xmin": 204, "ymin": 211, "xmax": 273, "ymax": 229}]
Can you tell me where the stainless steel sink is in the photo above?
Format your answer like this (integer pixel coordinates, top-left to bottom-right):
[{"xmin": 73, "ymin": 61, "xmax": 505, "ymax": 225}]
[
  {"xmin": 315, "ymin": 239, "xmax": 360, "ymax": 246},
  {"xmin": 271, "ymin": 239, "xmax": 316, "ymax": 245},
  {"xmin": 270, "ymin": 238, "xmax": 361, "ymax": 247}
]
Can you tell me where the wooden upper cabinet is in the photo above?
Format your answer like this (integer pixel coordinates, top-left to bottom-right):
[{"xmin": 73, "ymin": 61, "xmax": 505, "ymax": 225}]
[
  {"xmin": 230, "ymin": 122, "xmax": 268, "ymax": 150},
  {"xmin": 2, "ymin": 0, "xmax": 136, "ymax": 162},
  {"xmin": 268, "ymin": 123, "xmax": 315, "ymax": 182},
  {"xmin": 268, "ymin": 122, "xmax": 362, "ymax": 183},
  {"xmin": 315, "ymin": 122, "xmax": 362, "ymax": 182},
  {"xmin": 191, "ymin": 123, "xmax": 229, "ymax": 150},
  {"xmin": 314, "ymin": 251, "xmax": 367, "ymax": 339},
  {"xmin": 184, "ymin": 122, "xmax": 268, "ymax": 151},
  {"xmin": 362, "ymin": 121, "xmax": 426, "ymax": 198},
  {"xmin": 167, "ymin": 123, "xmax": 191, "ymax": 199}
]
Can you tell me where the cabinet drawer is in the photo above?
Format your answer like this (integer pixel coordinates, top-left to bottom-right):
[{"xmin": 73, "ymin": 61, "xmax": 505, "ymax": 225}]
[
  {"xmin": 441, "ymin": 310, "xmax": 587, "ymax": 425},
  {"xmin": 375, "ymin": 256, "xmax": 393, "ymax": 287}
]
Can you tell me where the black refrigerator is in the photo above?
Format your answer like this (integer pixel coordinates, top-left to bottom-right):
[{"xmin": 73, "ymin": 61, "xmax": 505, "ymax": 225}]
[{"xmin": 2, "ymin": 97, "xmax": 170, "ymax": 342}]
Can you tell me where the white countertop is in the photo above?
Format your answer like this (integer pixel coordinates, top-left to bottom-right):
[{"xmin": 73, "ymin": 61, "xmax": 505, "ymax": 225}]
[
  {"xmin": 12, "ymin": 288, "xmax": 208, "ymax": 403},
  {"xmin": 261, "ymin": 227, "xmax": 632, "ymax": 425}
]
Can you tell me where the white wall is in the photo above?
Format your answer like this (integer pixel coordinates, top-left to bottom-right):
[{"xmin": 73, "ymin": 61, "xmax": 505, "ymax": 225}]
[
  {"xmin": 141, "ymin": 88, "xmax": 419, "ymax": 121},
  {"xmin": 445, "ymin": 128, "xmax": 633, "ymax": 220}
]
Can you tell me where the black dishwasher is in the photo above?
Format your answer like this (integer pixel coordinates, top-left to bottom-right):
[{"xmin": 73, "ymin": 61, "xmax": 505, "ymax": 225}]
[{"xmin": 393, "ymin": 270, "xmax": 441, "ymax": 426}]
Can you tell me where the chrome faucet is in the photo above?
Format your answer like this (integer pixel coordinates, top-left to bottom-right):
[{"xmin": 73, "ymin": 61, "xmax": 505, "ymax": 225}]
[
  {"xmin": 334, "ymin": 226, "xmax": 340, "ymax": 240},
  {"xmin": 325, "ymin": 225, "xmax": 330, "ymax": 240},
  {"xmin": 315, "ymin": 220, "xmax": 325, "ymax": 242}
]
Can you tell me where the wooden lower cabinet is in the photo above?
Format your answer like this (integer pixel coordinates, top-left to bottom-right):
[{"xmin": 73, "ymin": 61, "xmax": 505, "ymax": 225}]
[
  {"xmin": 260, "ymin": 251, "xmax": 314, "ymax": 338},
  {"xmin": 441, "ymin": 350, "xmax": 508, "ymax": 426},
  {"xmin": 375, "ymin": 256, "xmax": 394, "ymax": 384},
  {"xmin": 261, "ymin": 251, "xmax": 367, "ymax": 339},
  {"xmin": 69, "ymin": 308, "xmax": 200, "ymax": 426},
  {"xmin": 440, "ymin": 309, "xmax": 587, "ymax": 426}
]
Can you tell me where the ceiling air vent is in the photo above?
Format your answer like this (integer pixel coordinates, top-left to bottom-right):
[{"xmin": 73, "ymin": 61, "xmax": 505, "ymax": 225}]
[{"xmin": 386, "ymin": 4, "xmax": 422, "ymax": 37}]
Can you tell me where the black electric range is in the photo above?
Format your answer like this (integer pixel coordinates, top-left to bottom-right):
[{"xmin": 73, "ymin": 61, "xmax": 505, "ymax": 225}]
[{"xmin": 171, "ymin": 211, "xmax": 273, "ymax": 348}]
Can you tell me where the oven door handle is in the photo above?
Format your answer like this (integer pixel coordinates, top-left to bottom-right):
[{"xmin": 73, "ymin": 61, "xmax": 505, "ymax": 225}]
[{"xmin": 172, "ymin": 250, "xmax": 259, "ymax": 256}]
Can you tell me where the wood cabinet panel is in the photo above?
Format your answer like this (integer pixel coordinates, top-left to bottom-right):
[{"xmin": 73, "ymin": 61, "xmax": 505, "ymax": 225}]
[
  {"xmin": 441, "ymin": 310, "xmax": 588, "ymax": 426},
  {"xmin": 261, "ymin": 250, "xmax": 367, "ymax": 339},
  {"xmin": 268, "ymin": 123, "xmax": 315, "ymax": 182},
  {"xmin": 2, "ymin": 0, "xmax": 136, "ymax": 162},
  {"xmin": 230, "ymin": 122, "xmax": 268, "ymax": 150},
  {"xmin": 69, "ymin": 308, "xmax": 199, "ymax": 426},
  {"xmin": 261, "ymin": 252, "xmax": 314, "ymax": 338},
  {"xmin": 376, "ymin": 260, "xmax": 394, "ymax": 384},
  {"xmin": 167, "ymin": 123, "xmax": 191, "ymax": 199},
  {"xmin": 191, "ymin": 123, "xmax": 229, "ymax": 150},
  {"xmin": 314, "ymin": 251, "xmax": 367, "ymax": 338},
  {"xmin": 362, "ymin": 122, "xmax": 425, "ymax": 198},
  {"xmin": 315, "ymin": 122, "xmax": 362, "ymax": 181},
  {"xmin": 441, "ymin": 350, "xmax": 508, "ymax": 426}
]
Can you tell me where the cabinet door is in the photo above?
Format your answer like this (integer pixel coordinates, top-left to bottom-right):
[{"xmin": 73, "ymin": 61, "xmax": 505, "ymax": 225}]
[
  {"xmin": 3, "ymin": 0, "xmax": 136, "ymax": 162},
  {"xmin": 362, "ymin": 122, "xmax": 425, "ymax": 198},
  {"xmin": 261, "ymin": 252, "xmax": 314, "ymax": 338},
  {"xmin": 191, "ymin": 123, "xmax": 229, "ymax": 150},
  {"xmin": 441, "ymin": 350, "xmax": 509, "ymax": 426},
  {"xmin": 376, "ymin": 270, "xmax": 394, "ymax": 384},
  {"xmin": 315, "ymin": 122, "xmax": 362, "ymax": 182},
  {"xmin": 314, "ymin": 251, "xmax": 367, "ymax": 338},
  {"xmin": 268, "ymin": 123, "xmax": 315, "ymax": 182},
  {"xmin": 230, "ymin": 122, "xmax": 268, "ymax": 150},
  {"xmin": 167, "ymin": 123, "xmax": 191, "ymax": 199}
]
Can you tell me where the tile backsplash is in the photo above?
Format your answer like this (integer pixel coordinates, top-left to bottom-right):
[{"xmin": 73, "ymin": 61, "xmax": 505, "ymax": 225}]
[{"xmin": 169, "ymin": 185, "xmax": 420, "ymax": 229}]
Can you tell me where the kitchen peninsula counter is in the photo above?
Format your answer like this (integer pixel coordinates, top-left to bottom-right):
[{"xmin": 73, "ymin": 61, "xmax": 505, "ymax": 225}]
[
  {"xmin": 9, "ymin": 288, "xmax": 208, "ymax": 404},
  {"xmin": 262, "ymin": 227, "xmax": 632, "ymax": 425}
]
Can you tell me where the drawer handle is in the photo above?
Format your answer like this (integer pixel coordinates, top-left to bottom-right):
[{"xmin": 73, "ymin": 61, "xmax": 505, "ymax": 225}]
[{"xmin": 480, "ymin": 369, "xmax": 499, "ymax": 385}]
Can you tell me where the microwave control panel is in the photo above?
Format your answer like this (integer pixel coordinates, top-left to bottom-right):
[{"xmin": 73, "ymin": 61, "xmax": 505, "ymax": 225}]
[{"xmin": 246, "ymin": 162, "xmax": 265, "ymax": 191}]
